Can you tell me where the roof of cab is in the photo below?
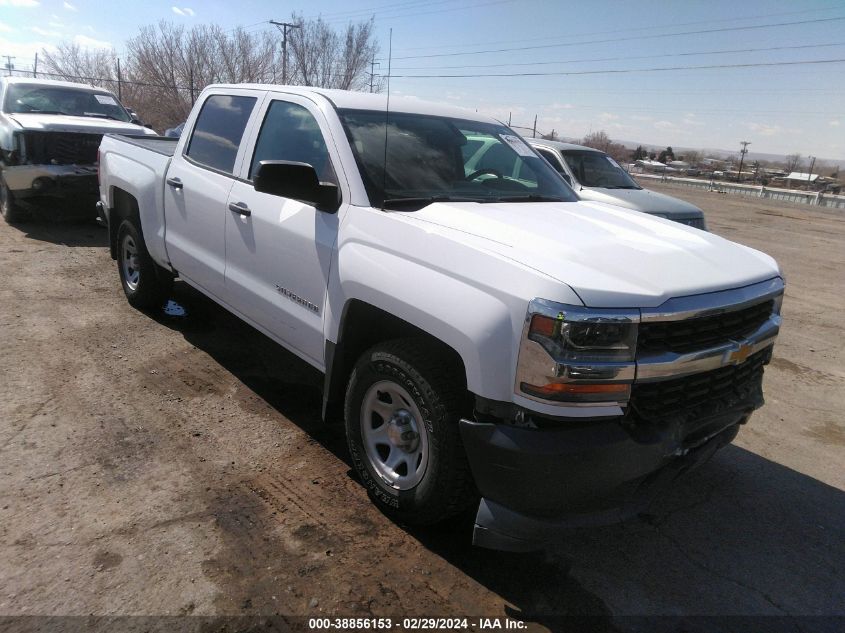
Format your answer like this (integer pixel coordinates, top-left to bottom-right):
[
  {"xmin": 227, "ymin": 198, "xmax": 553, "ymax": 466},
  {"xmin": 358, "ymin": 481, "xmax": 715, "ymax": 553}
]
[
  {"xmin": 526, "ymin": 138, "xmax": 603, "ymax": 154},
  {"xmin": 202, "ymin": 84, "xmax": 502, "ymax": 125},
  {"xmin": 0, "ymin": 76, "xmax": 115, "ymax": 93}
]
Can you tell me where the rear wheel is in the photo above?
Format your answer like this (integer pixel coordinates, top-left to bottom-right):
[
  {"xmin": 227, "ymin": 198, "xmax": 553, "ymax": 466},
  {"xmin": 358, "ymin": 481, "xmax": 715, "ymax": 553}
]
[
  {"xmin": 1, "ymin": 178, "xmax": 28, "ymax": 224},
  {"xmin": 344, "ymin": 339, "xmax": 476, "ymax": 525},
  {"xmin": 117, "ymin": 219, "xmax": 172, "ymax": 309}
]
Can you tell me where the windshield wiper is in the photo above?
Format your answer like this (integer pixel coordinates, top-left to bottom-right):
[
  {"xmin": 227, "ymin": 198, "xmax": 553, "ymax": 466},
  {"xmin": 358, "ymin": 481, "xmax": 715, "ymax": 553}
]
[
  {"xmin": 82, "ymin": 113, "xmax": 122, "ymax": 121},
  {"xmin": 21, "ymin": 109, "xmax": 68, "ymax": 115},
  {"xmin": 487, "ymin": 194, "xmax": 567, "ymax": 203},
  {"xmin": 382, "ymin": 195, "xmax": 485, "ymax": 210}
]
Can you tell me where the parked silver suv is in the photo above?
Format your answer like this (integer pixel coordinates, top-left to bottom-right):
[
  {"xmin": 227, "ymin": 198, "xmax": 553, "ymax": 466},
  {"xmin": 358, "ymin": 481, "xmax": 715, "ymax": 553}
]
[{"xmin": 528, "ymin": 139, "xmax": 707, "ymax": 229}]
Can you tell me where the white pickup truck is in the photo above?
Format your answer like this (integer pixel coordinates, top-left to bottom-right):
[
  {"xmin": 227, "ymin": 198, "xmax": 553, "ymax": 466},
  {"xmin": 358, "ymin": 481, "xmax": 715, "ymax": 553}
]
[{"xmin": 98, "ymin": 85, "xmax": 784, "ymax": 551}]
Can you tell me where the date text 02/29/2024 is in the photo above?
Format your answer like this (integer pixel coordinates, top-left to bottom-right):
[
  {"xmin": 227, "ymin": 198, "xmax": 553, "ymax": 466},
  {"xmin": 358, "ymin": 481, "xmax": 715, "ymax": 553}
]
[{"xmin": 307, "ymin": 617, "xmax": 527, "ymax": 630}]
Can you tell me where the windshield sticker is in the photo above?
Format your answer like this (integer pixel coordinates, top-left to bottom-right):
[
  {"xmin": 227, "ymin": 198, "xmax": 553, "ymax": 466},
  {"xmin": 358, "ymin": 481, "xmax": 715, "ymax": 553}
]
[
  {"xmin": 94, "ymin": 94, "xmax": 118, "ymax": 106},
  {"xmin": 500, "ymin": 134, "xmax": 534, "ymax": 157},
  {"xmin": 605, "ymin": 156, "xmax": 622, "ymax": 169}
]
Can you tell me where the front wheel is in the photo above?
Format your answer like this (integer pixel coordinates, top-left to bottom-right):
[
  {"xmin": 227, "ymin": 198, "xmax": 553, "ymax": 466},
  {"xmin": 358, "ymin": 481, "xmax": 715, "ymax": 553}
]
[
  {"xmin": 1, "ymin": 179, "xmax": 28, "ymax": 224},
  {"xmin": 344, "ymin": 339, "xmax": 476, "ymax": 525},
  {"xmin": 116, "ymin": 219, "xmax": 173, "ymax": 309}
]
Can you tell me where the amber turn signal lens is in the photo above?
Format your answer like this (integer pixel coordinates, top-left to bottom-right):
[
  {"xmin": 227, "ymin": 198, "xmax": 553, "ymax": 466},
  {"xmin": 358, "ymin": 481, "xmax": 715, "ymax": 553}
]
[
  {"xmin": 529, "ymin": 314, "xmax": 557, "ymax": 337},
  {"xmin": 523, "ymin": 382, "xmax": 629, "ymax": 396}
]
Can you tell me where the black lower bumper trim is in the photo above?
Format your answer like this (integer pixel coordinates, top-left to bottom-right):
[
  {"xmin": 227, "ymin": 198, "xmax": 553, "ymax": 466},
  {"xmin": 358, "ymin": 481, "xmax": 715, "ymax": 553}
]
[{"xmin": 469, "ymin": 421, "xmax": 741, "ymax": 551}]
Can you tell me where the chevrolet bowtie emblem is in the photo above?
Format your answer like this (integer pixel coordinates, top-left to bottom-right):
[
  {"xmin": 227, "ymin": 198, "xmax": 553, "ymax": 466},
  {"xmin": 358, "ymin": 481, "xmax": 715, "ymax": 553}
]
[{"xmin": 726, "ymin": 342, "xmax": 753, "ymax": 365}]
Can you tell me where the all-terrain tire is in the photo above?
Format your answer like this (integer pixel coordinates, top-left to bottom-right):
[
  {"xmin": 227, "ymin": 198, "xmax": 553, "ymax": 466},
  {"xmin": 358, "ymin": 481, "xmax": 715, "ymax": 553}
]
[
  {"xmin": 344, "ymin": 338, "xmax": 476, "ymax": 525},
  {"xmin": 116, "ymin": 218, "xmax": 173, "ymax": 310}
]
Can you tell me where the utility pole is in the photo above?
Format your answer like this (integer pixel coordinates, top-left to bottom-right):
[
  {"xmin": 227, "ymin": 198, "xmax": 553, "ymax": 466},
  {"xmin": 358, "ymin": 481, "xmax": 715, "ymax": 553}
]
[
  {"xmin": 116, "ymin": 58, "xmax": 122, "ymax": 100},
  {"xmin": 33, "ymin": 52, "xmax": 38, "ymax": 78},
  {"xmin": 270, "ymin": 20, "xmax": 301, "ymax": 85},
  {"xmin": 532, "ymin": 114, "xmax": 537, "ymax": 138},
  {"xmin": 807, "ymin": 155, "xmax": 816, "ymax": 191},
  {"xmin": 368, "ymin": 55, "xmax": 380, "ymax": 93},
  {"xmin": 737, "ymin": 141, "xmax": 751, "ymax": 182},
  {"xmin": 507, "ymin": 112, "xmax": 511, "ymax": 126},
  {"xmin": 3, "ymin": 55, "xmax": 15, "ymax": 76}
]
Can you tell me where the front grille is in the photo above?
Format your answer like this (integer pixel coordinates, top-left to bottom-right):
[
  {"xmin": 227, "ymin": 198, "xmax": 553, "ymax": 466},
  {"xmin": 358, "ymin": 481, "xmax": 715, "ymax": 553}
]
[
  {"xmin": 22, "ymin": 132, "xmax": 101, "ymax": 165},
  {"xmin": 629, "ymin": 348, "xmax": 768, "ymax": 422},
  {"xmin": 638, "ymin": 300, "xmax": 774, "ymax": 355}
]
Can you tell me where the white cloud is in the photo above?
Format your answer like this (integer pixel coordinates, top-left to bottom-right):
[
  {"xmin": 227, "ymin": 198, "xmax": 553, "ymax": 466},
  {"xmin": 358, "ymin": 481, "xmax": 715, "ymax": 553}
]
[
  {"xmin": 172, "ymin": 6, "xmax": 195, "ymax": 16},
  {"xmin": 0, "ymin": 21, "xmax": 12, "ymax": 32},
  {"xmin": 830, "ymin": 120, "xmax": 841, "ymax": 128},
  {"xmin": 550, "ymin": 102, "xmax": 574, "ymax": 110},
  {"xmin": 747, "ymin": 122, "xmax": 781, "ymax": 137},
  {"xmin": 0, "ymin": 35, "xmax": 55, "ymax": 61},
  {"xmin": 63, "ymin": 1, "xmax": 77, "ymax": 10},
  {"xmin": 599, "ymin": 112, "xmax": 619, "ymax": 121},
  {"xmin": 654, "ymin": 120, "xmax": 676, "ymax": 130},
  {"xmin": 48, "ymin": 21, "xmax": 65, "ymax": 28},
  {"xmin": 0, "ymin": 0, "xmax": 40, "ymax": 7},
  {"xmin": 30, "ymin": 26, "xmax": 61, "ymax": 37},
  {"xmin": 73, "ymin": 34, "xmax": 111, "ymax": 49}
]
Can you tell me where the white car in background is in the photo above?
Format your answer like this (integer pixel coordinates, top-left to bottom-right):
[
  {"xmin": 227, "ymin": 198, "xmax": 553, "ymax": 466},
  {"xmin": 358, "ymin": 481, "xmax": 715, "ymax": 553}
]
[{"xmin": 527, "ymin": 139, "xmax": 707, "ymax": 229}]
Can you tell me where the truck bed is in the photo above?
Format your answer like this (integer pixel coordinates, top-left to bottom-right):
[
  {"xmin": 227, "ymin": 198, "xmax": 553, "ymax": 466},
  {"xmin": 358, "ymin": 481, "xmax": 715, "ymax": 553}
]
[{"xmin": 102, "ymin": 134, "xmax": 178, "ymax": 157}]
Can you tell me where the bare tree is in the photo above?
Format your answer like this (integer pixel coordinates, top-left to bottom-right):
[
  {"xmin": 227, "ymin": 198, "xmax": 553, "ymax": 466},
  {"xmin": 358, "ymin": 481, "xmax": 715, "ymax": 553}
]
[
  {"xmin": 40, "ymin": 16, "xmax": 378, "ymax": 131},
  {"xmin": 784, "ymin": 153, "xmax": 803, "ymax": 173},
  {"xmin": 39, "ymin": 42, "xmax": 121, "ymax": 93},
  {"xmin": 582, "ymin": 130, "xmax": 612, "ymax": 152},
  {"xmin": 682, "ymin": 150, "xmax": 701, "ymax": 167},
  {"xmin": 581, "ymin": 130, "xmax": 629, "ymax": 164},
  {"xmin": 287, "ymin": 15, "xmax": 378, "ymax": 90}
]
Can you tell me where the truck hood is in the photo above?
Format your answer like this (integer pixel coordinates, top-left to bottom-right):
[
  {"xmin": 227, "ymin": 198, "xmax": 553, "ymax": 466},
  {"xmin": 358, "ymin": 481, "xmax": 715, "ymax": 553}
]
[
  {"xmin": 406, "ymin": 200, "xmax": 779, "ymax": 307},
  {"xmin": 8, "ymin": 113, "xmax": 153, "ymax": 136},
  {"xmin": 576, "ymin": 186, "xmax": 703, "ymax": 218}
]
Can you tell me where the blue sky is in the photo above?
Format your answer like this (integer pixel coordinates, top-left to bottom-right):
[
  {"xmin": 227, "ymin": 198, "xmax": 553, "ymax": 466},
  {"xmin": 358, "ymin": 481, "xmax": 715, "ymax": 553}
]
[{"xmin": 1, "ymin": 0, "xmax": 844, "ymax": 160}]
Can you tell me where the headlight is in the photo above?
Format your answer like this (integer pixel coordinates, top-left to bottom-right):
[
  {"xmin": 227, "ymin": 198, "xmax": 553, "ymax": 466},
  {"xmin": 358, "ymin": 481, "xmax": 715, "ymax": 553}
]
[{"xmin": 516, "ymin": 300, "xmax": 638, "ymax": 404}]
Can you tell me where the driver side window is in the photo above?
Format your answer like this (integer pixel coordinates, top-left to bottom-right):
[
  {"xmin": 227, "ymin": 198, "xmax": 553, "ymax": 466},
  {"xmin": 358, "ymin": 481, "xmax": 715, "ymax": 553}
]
[{"xmin": 250, "ymin": 100, "xmax": 337, "ymax": 185}]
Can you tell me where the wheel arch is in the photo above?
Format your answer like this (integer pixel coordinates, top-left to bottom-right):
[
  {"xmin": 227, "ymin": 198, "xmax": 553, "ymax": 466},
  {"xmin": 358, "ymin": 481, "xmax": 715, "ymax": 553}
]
[
  {"xmin": 108, "ymin": 187, "xmax": 140, "ymax": 260},
  {"xmin": 322, "ymin": 299, "xmax": 469, "ymax": 422}
]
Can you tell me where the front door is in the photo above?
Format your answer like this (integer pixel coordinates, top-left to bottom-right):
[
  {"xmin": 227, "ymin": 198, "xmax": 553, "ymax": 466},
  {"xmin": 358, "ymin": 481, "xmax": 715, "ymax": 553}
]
[{"xmin": 224, "ymin": 95, "xmax": 344, "ymax": 367}]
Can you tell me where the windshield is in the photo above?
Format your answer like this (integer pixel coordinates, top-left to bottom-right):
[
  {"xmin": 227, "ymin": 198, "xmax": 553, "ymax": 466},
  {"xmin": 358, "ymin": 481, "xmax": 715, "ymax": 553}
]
[
  {"xmin": 3, "ymin": 84, "xmax": 132, "ymax": 122},
  {"xmin": 561, "ymin": 150, "xmax": 641, "ymax": 189},
  {"xmin": 338, "ymin": 109, "xmax": 578, "ymax": 209}
]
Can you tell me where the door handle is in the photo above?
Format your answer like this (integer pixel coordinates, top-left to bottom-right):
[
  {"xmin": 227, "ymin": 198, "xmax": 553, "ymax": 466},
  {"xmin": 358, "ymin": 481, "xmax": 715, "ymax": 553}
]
[
  {"xmin": 166, "ymin": 177, "xmax": 183, "ymax": 190},
  {"xmin": 228, "ymin": 202, "xmax": 251, "ymax": 217}
]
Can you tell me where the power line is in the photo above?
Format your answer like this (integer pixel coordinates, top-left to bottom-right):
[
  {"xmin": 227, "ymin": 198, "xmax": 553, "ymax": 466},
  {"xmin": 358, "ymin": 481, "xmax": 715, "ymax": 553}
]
[
  {"xmin": 392, "ymin": 42, "xmax": 845, "ymax": 71},
  {"xmin": 319, "ymin": 0, "xmax": 516, "ymax": 25},
  {"xmin": 395, "ymin": 3, "xmax": 845, "ymax": 52},
  {"xmin": 385, "ymin": 15, "xmax": 845, "ymax": 60},
  {"xmin": 391, "ymin": 58, "xmax": 845, "ymax": 78},
  {"xmin": 303, "ymin": 0, "xmax": 453, "ymax": 21}
]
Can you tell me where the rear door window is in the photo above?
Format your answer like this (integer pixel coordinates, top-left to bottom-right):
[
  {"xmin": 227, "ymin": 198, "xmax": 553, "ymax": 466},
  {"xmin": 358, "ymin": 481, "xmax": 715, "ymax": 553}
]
[{"xmin": 186, "ymin": 95, "xmax": 257, "ymax": 174}]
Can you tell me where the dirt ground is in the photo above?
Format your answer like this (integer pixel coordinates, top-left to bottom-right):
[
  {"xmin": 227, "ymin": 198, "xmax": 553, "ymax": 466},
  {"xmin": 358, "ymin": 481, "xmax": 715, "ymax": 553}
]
[{"xmin": 0, "ymin": 183, "xmax": 843, "ymax": 631}]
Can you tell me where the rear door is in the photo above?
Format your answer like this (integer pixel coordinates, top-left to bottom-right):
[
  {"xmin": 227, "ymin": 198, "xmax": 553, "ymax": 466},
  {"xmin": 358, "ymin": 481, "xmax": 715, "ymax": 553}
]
[
  {"xmin": 163, "ymin": 90, "xmax": 262, "ymax": 298},
  {"xmin": 224, "ymin": 93, "xmax": 345, "ymax": 367}
]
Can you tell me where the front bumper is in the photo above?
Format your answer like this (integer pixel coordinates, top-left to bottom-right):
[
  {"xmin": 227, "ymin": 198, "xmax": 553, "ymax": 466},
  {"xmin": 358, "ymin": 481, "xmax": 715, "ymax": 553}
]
[
  {"xmin": 461, "ymin": 363, "xmax": 764, "ymax": 551},
  {"xmin": 3, "ymin": 164, "xmax": 98, "ymax": 204}
]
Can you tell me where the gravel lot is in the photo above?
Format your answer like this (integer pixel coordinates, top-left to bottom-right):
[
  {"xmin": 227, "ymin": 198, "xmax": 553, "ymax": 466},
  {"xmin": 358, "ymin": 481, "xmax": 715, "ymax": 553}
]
[{"xmin": 0, "ymin": 182, "xmax": 843, "ymax": 630}]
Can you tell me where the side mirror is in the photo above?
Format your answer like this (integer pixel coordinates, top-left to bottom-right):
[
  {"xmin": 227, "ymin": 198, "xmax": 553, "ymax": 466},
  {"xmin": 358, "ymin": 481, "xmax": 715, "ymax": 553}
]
[
  {"xmin": 254, "ymin": 160, "xmax": 340, "ymax": 213},
  {"xmin": 131, "ymin": 117, "xmax": 142, "ymax": 126}
]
